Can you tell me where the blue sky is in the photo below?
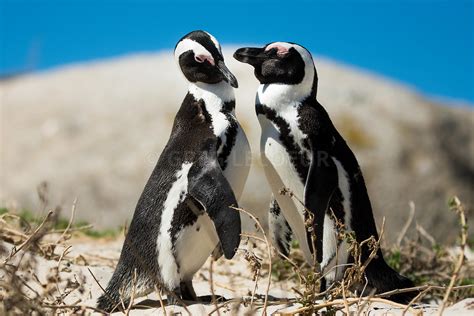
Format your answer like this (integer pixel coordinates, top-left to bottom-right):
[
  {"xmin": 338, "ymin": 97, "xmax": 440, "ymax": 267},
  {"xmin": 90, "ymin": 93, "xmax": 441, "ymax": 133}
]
[{"xmin": 1, "ymin": 0, "xmax": 473, "ymax": 102}]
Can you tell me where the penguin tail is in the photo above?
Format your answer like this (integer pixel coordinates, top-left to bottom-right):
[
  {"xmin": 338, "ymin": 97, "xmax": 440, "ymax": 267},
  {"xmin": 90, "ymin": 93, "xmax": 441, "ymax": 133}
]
[
  {"xmin": 96, "ymin": 263, "xmax": 147, "ymax": 313},
  {"xmin": 97, "ymin": 292, "xmax": 127, "ymax": 313},
  {"xmin": 364, "ymin": 260, "xmax": 418, "ymax": 304},
  {"xmin": 96, "ymin": 273, "xmax": 130, "ymax": 313}
]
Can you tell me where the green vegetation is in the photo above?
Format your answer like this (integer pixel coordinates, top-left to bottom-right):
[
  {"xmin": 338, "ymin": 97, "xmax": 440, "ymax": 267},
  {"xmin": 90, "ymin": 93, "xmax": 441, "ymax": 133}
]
[
  {"xmin": 386, "ymin": 249, "xmax": 401, "ymax": 271},
  {"xmin": 0, "ymin": 206, "xmax": 121, "ymax": 239}
]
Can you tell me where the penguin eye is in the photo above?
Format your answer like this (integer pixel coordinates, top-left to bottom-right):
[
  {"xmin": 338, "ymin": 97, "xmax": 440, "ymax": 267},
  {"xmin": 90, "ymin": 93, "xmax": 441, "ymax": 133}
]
[
  {"xmin": 265, "ymin": 44, "xmax": 290, "ymax": 58},
  {"xmin": 194, "ymin": 54, "xmax": 215, "ymax": 66}
]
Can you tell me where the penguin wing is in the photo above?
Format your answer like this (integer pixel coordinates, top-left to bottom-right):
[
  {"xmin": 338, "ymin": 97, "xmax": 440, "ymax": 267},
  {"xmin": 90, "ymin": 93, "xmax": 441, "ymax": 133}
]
[
  {"xmin": 188, "ymin": 155, "xmax": 241, "ymax": 259},
  {"xmin": 304, "ymin": 143, "xmax": 338, "ymax": 263}
]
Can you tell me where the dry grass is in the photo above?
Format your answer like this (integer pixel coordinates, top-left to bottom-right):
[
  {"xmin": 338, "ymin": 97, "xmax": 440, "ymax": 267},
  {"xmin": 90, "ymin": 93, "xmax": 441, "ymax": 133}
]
[
  {"xmin": 266, "ymin": 194, "xmax": 473, "ymax": 315},
  {"xmin": 0, "ymin": 188, "xmax": 103, "ymax": 314},
  {"xmin": 0, "ymin": 185, "xmax": 472, "ymax": 315}
]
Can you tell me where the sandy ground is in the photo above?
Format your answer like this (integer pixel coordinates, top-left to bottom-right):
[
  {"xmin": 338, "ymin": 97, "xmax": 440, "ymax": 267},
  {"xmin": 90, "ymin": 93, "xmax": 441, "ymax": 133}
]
[{"xmin": 2, "ymin": 235, "xmax": 473, "ymax": 315}]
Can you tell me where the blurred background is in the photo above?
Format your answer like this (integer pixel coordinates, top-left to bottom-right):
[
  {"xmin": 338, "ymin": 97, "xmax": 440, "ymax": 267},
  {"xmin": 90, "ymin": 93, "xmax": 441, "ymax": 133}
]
[{"xmin": 1, "ymin": 0, "xmax": 473, "ymax": 243}]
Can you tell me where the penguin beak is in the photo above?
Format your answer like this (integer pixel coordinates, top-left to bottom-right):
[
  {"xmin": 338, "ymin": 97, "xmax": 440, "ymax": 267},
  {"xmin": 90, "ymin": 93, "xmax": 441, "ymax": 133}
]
[
  {"xmin": 217, "ymin": 60, "xmax": 238, "ymax": 88},
  {"xmin": 233, "ymin": 47, "xmax": 267, "ymax": 66}
]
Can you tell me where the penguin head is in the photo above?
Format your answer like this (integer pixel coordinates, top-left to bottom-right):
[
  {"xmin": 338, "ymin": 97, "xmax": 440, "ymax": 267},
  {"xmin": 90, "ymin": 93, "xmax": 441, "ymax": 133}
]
[
  {"xmin": 175, "ymin": 30, "xmax": 238, "ymax": 88},
  {"xmin": 233, "ymin": 42, "xmax": 317, "ymax": 93}
]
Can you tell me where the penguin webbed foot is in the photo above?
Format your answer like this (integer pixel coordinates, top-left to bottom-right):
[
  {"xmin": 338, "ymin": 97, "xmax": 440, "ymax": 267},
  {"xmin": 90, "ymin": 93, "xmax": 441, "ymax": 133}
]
[
  {"xmin": 166, "ymin": 290, "xmax": 183, "ymax": 306},
  {"xmin": 180, "ymin": 281, "xmax": 198, "ymax": 301},
  {"xmin": 319, "ymin": 277, "xmax": 327, "ymax": 294},
  {"xmin": 167, "ymin": 281, "xmax": 198, "ymax": 306}
]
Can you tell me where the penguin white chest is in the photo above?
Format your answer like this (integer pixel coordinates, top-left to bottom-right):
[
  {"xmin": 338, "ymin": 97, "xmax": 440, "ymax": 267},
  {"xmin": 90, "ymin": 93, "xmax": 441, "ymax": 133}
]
[
  {"xmin": 174, "ymin": 214, "xmax": 218, "ymax": 280},
  {"xmin": 259, "ymin": 115, "xmax": 305, "ymax": 197},
  {"xmin": 156, "ymin": 163, "xmax": 219, "ymax": 290},
  {"xmin": 221, "ymin": 123, "xmax": 251, "ymax": 200},
  {"xmin": 258, "ymin": 114, "xmax": 313, "ymax": 261}
]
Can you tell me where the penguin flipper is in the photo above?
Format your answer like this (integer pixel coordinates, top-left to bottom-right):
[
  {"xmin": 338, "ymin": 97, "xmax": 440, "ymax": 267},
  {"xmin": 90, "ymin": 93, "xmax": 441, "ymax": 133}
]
[
  {"xmin": 304, "ymin": 147, "xmax": 338, "ymax": 263},
  {"xmin": 268, "ymin": 196, "xmax": 293, "ymax": 257},
  {"xmin": 188, "ymin": 156, "xmax": 241, "ymax": 260}
]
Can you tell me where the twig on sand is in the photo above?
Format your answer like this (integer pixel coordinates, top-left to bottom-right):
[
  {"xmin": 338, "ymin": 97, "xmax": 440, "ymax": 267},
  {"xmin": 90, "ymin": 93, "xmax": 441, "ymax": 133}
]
[
  {"xmin": 275, "ymin": 297, "xmax": 422, "ymax": 316},
  {"xmin": 5, "ymin": 210, "xmax": 54, "ymax": 262},
  {"xmin": 397, "ymin": 201, "xmax": 415, "ymax": 247},
  {"xmin": 88, "ymin": 267, "xmax": 124, "ymax": 313},
  {"xmin": 55, "ymin": 245, "xmax": 72, "ymax": 298},
  {"xmin": 232, "ymin": 206, "xmax": 272, "ymax": 316},
  {"xmin": 341, "ymin": 279, "xmax": 350, "ymax": 315},
  {"xmin": 42, "ymin": 303, "xmax": 107, "ymax": 314},
  {"xmin": 56, "ymin": 198, "xmax": 77, "ymax": 244},
  {"xmin": 209, "ymin": 258, "xmax": 221, "ymax": 316},
  {"xmin": 402, "ymin": 285, "xmax": 432, "ymax": 316},
  {"xmin": 209, "ymin": 298, "xmax": 243, "ymax": 315},
  {"xmin": 438, "ymin": 197, "xmax": 468, "ymax": 316},
  {"xmin": 250, "ymin": 266, "xmax": 260, "ymax": 309},
  {"xmin": 375, "ymin": 284, "xmax": 474, "ymax": 299},
  {"xmin": 154, "ymin": 285, "xmax": 167, "ymax": 316}
]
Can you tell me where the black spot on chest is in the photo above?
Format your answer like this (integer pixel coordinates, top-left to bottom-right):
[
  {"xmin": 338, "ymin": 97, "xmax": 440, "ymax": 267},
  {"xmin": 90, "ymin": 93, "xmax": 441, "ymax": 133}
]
[
  {"xmin": 214, "ymin": 101, "xmax": 238, "ymax": 171},
  {"xmin": 170, "ymin": 197, "xmax": 203, "ymax": 247},
  {"xmin": 257, "ymin": 104, "xmax": 310, "ymax": 182}
]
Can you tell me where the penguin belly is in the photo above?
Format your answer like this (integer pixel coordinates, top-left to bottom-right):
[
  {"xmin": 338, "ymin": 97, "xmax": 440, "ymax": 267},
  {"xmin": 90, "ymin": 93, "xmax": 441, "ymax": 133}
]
[
  {"xmin": 259, "ymin": 115, "xmax": 351, "ymax": 281},
  {"xmin": 321, "ymin": 157, "xmax": 352, "ymax": 283},
  {"xmin": 258, "ymin": 115, "xmax": 313, "ymax": 262},
  {"xmin": 174, "ymin": 214, "xmax": 219, "ymax": 281},
  {"xmin": 156, "ymin": 162, "xmax": 218, "ymax": 291}
]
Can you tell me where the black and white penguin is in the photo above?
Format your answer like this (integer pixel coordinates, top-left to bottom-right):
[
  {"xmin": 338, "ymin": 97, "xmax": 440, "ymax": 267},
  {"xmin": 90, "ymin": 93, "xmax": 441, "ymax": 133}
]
[
  {"xmin": 175, "ymin": 31, "xmax": 251, "ymax": 200},
  {"xmin": 234, "ymin": 42, "xmax": 415, "ymax": 302},
  {"xmin": 97, "ymin": 31, "xmax": 246, "ymax": 312}
]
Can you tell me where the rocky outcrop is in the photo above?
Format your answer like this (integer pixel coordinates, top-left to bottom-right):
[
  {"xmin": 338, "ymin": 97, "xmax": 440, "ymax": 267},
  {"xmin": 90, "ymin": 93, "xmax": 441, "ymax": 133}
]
[{"xmin": 1, "ymin": 49, "xmax": 472, "ymax": 242}]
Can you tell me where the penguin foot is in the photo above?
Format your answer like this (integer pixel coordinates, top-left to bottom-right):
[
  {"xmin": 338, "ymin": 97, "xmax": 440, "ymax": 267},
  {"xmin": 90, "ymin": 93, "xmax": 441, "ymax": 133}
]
[
  {"xmin": 319, "ymin": 277, "xmax": 327, "ymax": 294},
  {"xmin": 166, "ymin": 292, "xmax": 183, "ymax": 306},
  {"xmin": 167, "ymin": 287, "xmax": 186, "ymax": 306},
  {"xmin": 180, "ymin": 281, "xmax": 197, "ymax": 301},
  {"xmin": 198, "ymin": 294, "xmax": 227, "ymax": 304}
]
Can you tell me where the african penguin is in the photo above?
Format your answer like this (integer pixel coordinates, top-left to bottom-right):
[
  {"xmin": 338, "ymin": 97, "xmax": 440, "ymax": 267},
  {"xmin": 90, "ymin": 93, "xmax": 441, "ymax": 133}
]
[
  {"xmin": 97, "ymin": 31, "xmax": 245, "ymax": 312},
  {"xmin": 234, "ymin": 42, "xmax": 415, "ymax": 302}
]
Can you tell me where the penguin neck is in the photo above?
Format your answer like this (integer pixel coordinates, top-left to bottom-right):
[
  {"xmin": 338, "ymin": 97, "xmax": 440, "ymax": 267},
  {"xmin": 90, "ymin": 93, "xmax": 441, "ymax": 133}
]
[
  {"xmin": 257, "ymin": 67, "xmax": 317, "ymax": 113},
  {"xmin": 188, "ymin": 81, "xmax": 235, "ymax": 114}
]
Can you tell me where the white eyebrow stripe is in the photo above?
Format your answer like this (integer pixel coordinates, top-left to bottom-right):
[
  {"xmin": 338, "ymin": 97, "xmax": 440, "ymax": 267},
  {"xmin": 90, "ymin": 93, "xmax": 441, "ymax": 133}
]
[
  {"xmin": 174, "ymin": 38, "xmax": 214, "ymax": 62},
  {"xmin": 204, "ymin": 31, "xmax": 222, "ymax": 53},
  {"xmin": 265, "ymin": 43, "xmax": 289, "ymax": 52},
  {"xmin": 265, "ymin": 42, "xmax": 314, "ymax": 67}
]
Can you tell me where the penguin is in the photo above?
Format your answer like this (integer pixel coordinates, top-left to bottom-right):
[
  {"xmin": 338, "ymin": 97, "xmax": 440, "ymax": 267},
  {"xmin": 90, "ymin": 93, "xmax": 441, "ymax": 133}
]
[
  {"xmin": 97, "ymin": 31, "xmax": 245, "ymax": 312},
  {"xmin": 174, "ymin": 31, "xmax": 251, "ymax": 201},
  {"xmin": 234, "ymin": 42, "xmax": 415, "ymax": 302}
]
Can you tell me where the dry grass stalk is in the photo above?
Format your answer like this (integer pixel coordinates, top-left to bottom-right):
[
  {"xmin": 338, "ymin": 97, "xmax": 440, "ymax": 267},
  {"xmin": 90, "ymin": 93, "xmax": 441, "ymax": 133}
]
[
  {"xmin": 154, "ymin": 285, "xmax": 167, "ymax": 316},
  {"xmin": 4, "ymin": 210, "xmax": 54, "ymax": 262},
  {"xmin": 437, "ymin": 196, "xmax": 468, "ymax": 315},
  {"xmin": 275, "ymin": 296, "xmax": 422, "ymax": 316},
  {"xmin": 233, "ymin": 206, "xmax": 273, "ymax": 316},
  {"xmin": 272, "ymin": 189, "xmax": 473, "ymax": 313},
  {"xmin": 209, "ymin": 257, "xmax": 221, "ymax": 316},
  {"xmin": 397, "ymin": 201, "xmax": 415, "ymax": 247},
  {"xmin": 55, "ymin": 198, "xmax": 77, "ymax": 245},
  {"xmin": 1, "ymin": 190, "xmax": 472, "ymax": 315},
  {"xmin": 0, "ymin": 200, "xmax": 94, "ymax": 315}
]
